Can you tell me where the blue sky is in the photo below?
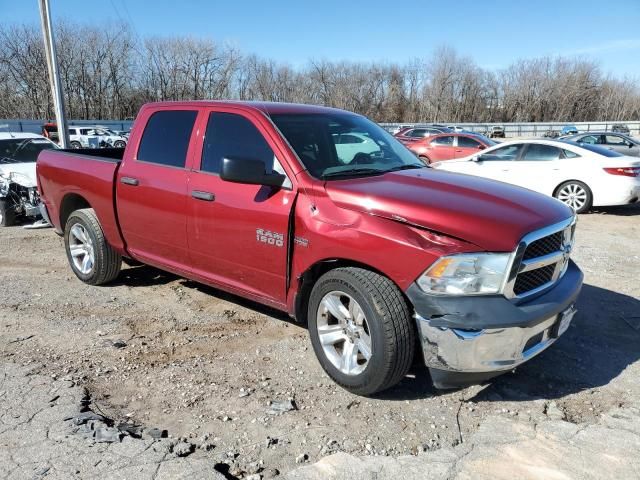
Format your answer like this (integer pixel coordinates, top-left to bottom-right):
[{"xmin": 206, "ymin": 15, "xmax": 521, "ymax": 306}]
[{"xmin": 3, "ymin": 0, "xmax": 640, "ymax": 77}]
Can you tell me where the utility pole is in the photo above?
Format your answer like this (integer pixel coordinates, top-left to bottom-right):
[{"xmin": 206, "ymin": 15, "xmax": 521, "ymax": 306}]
[{"xmin": 38, "ymin": 0, "xmax": 70, "ymax": 148}]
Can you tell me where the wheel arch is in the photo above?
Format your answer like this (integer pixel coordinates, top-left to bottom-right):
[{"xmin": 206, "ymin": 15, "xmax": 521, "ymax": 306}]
[
  {"xmin": 59, "ymin": 193, "xmax": 92, "ymax": 230},
  {"xmin": 293, "ymin": 258, "xmax": 409, "ymax": 325}
]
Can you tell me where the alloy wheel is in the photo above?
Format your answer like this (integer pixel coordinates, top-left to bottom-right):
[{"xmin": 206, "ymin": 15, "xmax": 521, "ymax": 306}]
[
  {"xmin": 68, "ymin": 223, "xmax": 95, "ymax": 274},
  {"xmin": 316, "ymin": 291, "xmax": 372, "ymax": 376},
  {"xmin": 557, "ymin": 183, "xmax": 587, "ymax": 211}
]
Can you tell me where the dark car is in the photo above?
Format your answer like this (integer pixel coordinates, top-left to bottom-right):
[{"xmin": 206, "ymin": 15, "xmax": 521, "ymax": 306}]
[
  {"xmin": 611, "ymin": 124, "xmax": 630, "ymax": 134},
  {"xmin": 543, "ymin": 129, "xmax": 561, "ymax": 138},
  {"xmin": 564, "ymin": 131, "xmax": 640, "ymax": 157},
  {"xmin": 394, "ymin": 125, "xmax": 453, "ymax": 143}
]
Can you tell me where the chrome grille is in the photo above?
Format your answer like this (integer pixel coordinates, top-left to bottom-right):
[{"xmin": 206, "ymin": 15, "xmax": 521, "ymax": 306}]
[
  {"xmin": 522, "ymin": 232, "xmax": 563, "ymax": 260},
  {"xmin": 504, "ymin": 217, "xmax": 576, "ymax": 300}
]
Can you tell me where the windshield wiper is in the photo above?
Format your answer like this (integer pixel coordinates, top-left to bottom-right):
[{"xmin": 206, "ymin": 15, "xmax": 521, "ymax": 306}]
[
  {"xmin": 385, "ymin": 164, "xmax": 426, "ymax": 172},
  {"xmin": 320, "ymin": 168, "xmax": 387, "ymax": 180}
]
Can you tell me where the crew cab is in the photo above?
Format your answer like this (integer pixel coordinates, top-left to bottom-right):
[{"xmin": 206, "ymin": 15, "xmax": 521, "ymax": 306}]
[{"xmin": 37, "ymin": 101, "xmax": 583, "ymax": 395}]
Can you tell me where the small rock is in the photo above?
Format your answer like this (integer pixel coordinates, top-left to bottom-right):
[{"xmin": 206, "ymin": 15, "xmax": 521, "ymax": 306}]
[
  {"xmin": 117, "ymin": 423, "xmax": 143, "ymax": 438},
  {"xmin": 112, "ymin": 339, "xmax": 127, "ymax": 349},
  {"xmin": 545, "ymin": 401, "xmax": 566, "ymax": 420},
  {"xmin": 173, "ymin": 441, "xmax": 195, "ymax": 457},
  {"xmin": 199, "ymin": 441, "xmax": 216, "ymax": 451},
  {"xmin": 266, "ymin": 399, "xmax": 297, "ymax": 415},
  {"xmin": 144, "ymin": 427, "xmax": 168, "ymax": 439},
  {"xmin": 95, "ymin": 427, "xmax": 123, "ymax": 443},
  {"xmin": 69, "ymin": 411, "xmax": 106, "ymax": 425},
  {"xmin": 262, "ymin": 468, "xmax": 279, "ymax": 479},
  {"xmin": 295, "ymin": 453, "xmax": 308, "ymax": 464}
]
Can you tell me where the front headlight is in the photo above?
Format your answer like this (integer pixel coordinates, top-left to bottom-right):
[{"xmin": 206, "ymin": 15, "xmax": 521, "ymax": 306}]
[{"xmin": 417, "ymin": 253, "xmax": 511, "ymax": 295}]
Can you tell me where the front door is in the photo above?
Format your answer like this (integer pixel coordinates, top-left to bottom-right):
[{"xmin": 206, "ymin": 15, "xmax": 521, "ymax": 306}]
[
  {"xmin": 427, "ymin": 135, "xmax": 456, "ymax": 161},
  {"xmin": 187, "ymin": 108, "xmax": 296, "ymax": 306},
  {"xmin": 116, "ymin": 108, "xmax": 199, "ymax": 273},
  {"xmin": 454, "ymin": 135, "xmax": 485, "ymax": 159}
]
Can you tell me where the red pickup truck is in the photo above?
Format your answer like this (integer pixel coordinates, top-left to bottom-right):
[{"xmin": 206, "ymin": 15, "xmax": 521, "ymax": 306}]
[{"xmin": 37, "ymin": 101, "xmax": 583, "ymax": 395}]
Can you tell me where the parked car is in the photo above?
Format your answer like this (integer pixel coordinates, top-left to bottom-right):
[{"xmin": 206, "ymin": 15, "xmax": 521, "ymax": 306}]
[
  {"xmin": 432, "ymin": 139, "xmax": 640, "ymax": 213},
  {"xmin": 89, "ymin": 126, "xmax": 128, "ymax": 148},
  {"xmin": 543, "ymin": 129, "xmax": 560, "ymax": 138},
  {"xmin": 561, "ymin": 125, "xmax": 579, "ymax": 135},
  {"xmin": 564, "ymin": 132, "xmax": 640, "ymax": 157},
  {"xmin": 487, "ymin": 125, "xmax": 505, "ymax": 138},
  {"xmin": 333, "ymin": 132, "xmax": 379, "ymax": 163},
  {"xmin": 38, "ymin": 101, "xmax": 583, "ymax": 394},
  {"xmin": 0, "ymin": 133, "xmax": 58, "ymax": 226},
  {"xmin": 67, "ymin": 127, "xmax": 101, "ymax": 149},
  {"xmin": 404, "ymin": 133, "xmax": 496, "ymax": 164},
  {"xmin": 611, "ymin": 124, "xmax": 630, "ymax": 134},
  {"xmin": 394, "ymin": 125, "xmax": 453, "ymax": 142}
]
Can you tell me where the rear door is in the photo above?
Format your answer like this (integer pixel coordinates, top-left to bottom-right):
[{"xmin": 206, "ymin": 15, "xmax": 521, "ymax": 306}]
[
  {"xmin": 511, "ymin": 143, "xmax": 564, "ymax": 195},
  {"xmin": 604, "ymin": 134, "xmax": 639, "ymax": 156},
  {"xmin": 187, "ymin": 107, "xmax": 296, "ymax": 306},
  {"xmin": 116, "ymin": 108, "xmax": 199, "ymax": 273},
  {"xmin": 454, "ymin": 135, "xmax": 484, "ymax": 159}
]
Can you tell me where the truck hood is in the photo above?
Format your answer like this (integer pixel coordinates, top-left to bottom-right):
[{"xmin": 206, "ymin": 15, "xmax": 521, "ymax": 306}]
[
  {"xmin": 0, "ymin": 162, "xmax": 37, "ymax": 188},
  {"xmin": 323, "ymin": 169, "xmax": 572, "ymax": 252}
]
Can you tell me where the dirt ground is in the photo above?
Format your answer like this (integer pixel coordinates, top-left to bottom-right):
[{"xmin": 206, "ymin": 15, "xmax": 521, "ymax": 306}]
[{"xmin": 1, "ymin": 204, "xmax": 639, "ymax": 478}]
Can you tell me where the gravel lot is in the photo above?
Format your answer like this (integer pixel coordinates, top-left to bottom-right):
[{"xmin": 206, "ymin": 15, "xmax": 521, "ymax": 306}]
[{"xmin": 1, "ymin": 203, "xmax": 639, "ymax": 478}]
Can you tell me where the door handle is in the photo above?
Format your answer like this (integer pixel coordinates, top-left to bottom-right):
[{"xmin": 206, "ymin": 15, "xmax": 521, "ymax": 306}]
[
  {"xmin": 120, "ymin": 177, "xmax": 139, "ymax": 186},
  {"xmin": 191, "ymin": 190, "xmax": 215, "ymax": 202}
]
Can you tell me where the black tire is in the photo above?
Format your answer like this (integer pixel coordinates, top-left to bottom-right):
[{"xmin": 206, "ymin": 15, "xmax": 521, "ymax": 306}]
[
  {"xmin": 114, "ymin": 140, "xmax": 126, "ymax": 148},
  {"xmin": 308, "ymin": 267, "xmax": 415, "ymax": 396},
  {"xmin": 418, "ymin": 155, "xmax": 432, "ymax": 165},
  {"xmin": 64, "ymin": 208, "xmax": 121, "ymax": 285},
  {"xmin": 0, "ymin": 199, "xmax": 17, "ymax": 227},
  {"xmin": 554, "ymin": 180, "xmax": 593, "ymax": 214},
  {"xmin": 70, "ymin": 141, "xmax": 82, "ymax": 149}
]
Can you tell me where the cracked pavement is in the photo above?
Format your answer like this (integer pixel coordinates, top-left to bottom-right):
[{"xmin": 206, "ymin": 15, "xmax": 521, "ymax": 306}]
[{"xmin": 0, "ymin": 363, "xmax": 226, "ymax": 480}]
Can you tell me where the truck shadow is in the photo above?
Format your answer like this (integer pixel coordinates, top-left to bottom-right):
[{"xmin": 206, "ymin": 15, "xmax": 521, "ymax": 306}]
[
  {"xmin": 376, "ymin": 284, "xmax": 640, "ymax": 402},
  {"xmin": 589, "ymin": 203, "xmax": 640, "ymax": 216}
]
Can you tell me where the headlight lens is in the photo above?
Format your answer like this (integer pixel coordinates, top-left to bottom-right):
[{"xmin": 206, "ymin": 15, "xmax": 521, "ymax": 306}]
[{"xmin": 417, "ymin": 253, "xmax": 511, "ymax": 295}]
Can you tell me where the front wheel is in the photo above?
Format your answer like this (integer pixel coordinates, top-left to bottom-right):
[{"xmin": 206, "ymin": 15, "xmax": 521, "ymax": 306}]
[
  {"xmin": 554, "ymin": 181, "xmax": 592, "ymax": 213},
  {"xmin": 70, "ymin": 141, "xmax": 82, "ymax": 149},
  {"xmin": 64, "ymin": 208, "xmax": 121, "ymax": 285},
  {"xmin": 418, "ymin": 155, "xmax": 432, "ymax": 165},
  {"xmin": 307, "ymin": 267, "xmax": 415, "ymax": 396},
  {"xmin": 114, "ymin": 140, "xmax": 126, "ymax": 148}
]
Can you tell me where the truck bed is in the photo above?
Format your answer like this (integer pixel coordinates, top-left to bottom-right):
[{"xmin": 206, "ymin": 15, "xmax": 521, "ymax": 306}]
[{"xmin": 36, "ymin": 148, "xmax": 126, "ymax": 252}]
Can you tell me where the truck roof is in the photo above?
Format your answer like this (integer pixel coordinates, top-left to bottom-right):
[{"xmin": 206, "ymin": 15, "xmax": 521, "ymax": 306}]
[{"xmin": 141, "ymin": 100, "xmax": 352, "ymax": 116}]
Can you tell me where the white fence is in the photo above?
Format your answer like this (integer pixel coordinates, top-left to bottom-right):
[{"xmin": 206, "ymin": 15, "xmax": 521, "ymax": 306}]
[{"xmin": 379, "ymin": 121, "xmax": 640, "ymax": 138}]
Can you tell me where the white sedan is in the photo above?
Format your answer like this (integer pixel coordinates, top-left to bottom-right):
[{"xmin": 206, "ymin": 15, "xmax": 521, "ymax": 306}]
[{"xmin": 431, "ymin": 139, "xmax": 640, "ymax": 213}]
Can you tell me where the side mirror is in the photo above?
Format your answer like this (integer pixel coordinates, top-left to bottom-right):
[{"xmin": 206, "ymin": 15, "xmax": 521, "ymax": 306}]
[
  {"xmin": 478, "ymin": 144, "xmax": 486, "ymax": 150},
  {"xmin": 220, "ymin": 157, "xmax": 285, "ymax": 188}
]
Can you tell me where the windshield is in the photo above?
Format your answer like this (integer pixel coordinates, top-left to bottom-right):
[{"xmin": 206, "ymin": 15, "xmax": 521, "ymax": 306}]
[
  {"xmin": 270, "ymin": 113, "xmax": 424, "ymax": 179},
  {"xmin": 559, "ymin": 141, "xmax": 624, "ymax": 158},
  {"xmin": 0, "ymin": 138, "xmax": 58, "ymax": 164}
]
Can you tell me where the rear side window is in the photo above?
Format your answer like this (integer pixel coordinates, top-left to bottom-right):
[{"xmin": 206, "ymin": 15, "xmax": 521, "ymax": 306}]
[
  {"xmin": 562, "ymin": 149, "xmax": 581, "ymax": 158},
  {"xmin": 522, "ymin": 144, "xmax": 561, "ymax": 161},
  {"xmin": 137, "ymin": 110, "xmax": 197, "ymax": 168},
  {"xmin": 201, "ymin": 112, "xmax": 274, "ymax": 174},
  {"xmin": 457, "ymin": 136, "xmax": 481, "ymax": 148}
]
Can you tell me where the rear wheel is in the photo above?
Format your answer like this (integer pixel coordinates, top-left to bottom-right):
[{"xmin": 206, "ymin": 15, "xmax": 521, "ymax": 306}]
[
  {"xmin": 0, "ymin": 199, "xmax": 17, "ymax": 227},
  {"xmin": 64, "ymin": 208, "xmax": 121, "ymax": 285},
  {"xmin": 307, "ymin": 267, "xmax": 415, "ymax": 396},
  {"xmin": 114, "ymin": 140, "xmax": 126, "ymax": 148},
  {"xmin": 554, "ymin": 181, "xmax": 592, "ymax": 213},
  {"xmin": 70, "ymin": 141, "xmax": 81, "ymax": 149}
]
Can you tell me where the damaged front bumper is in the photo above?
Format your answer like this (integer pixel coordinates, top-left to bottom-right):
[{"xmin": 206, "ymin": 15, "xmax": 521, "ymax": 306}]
[{"xmin": 407, "ymin": 260, "xmax": 583, "ymax": 388}]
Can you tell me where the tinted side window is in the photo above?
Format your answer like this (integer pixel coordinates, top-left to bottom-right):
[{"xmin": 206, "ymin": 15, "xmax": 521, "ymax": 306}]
[
  {"xmin": 522, "ymin": 144, "xmax": 561, "ymax": 161},
  {"xmin": 578, "ymin": 135, "xmax": 600, "ymax": 144},
  {"xmin": 562, "ymin": 149, "xmax": 581, "ymax": 159},
  {"xmin": 432, "ymin": 136, "xmax": 454, "ymax": 146},
  {"xmin": 457, "ymin": 136, "xmax": 481, "ymax": 148},
  {"xmin": 137, "ymin": 110, "xmax": 197, "ymax": 168},
  {"xmin": 408, "ymin": 129, "xmax": 426, "ymax": 138},
  {"xmin": 201, "ymin": 112, "xmax": 274, "ymax": 174},
  {"xmin": 480, "ymin": 144, "xmax": 523, "ymax": 161}
]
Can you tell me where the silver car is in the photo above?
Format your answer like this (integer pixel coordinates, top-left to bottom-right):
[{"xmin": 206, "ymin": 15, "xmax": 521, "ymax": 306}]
[{"xmin": 566, "ymin": 132, "xmax": 640, "ymax": 157}]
